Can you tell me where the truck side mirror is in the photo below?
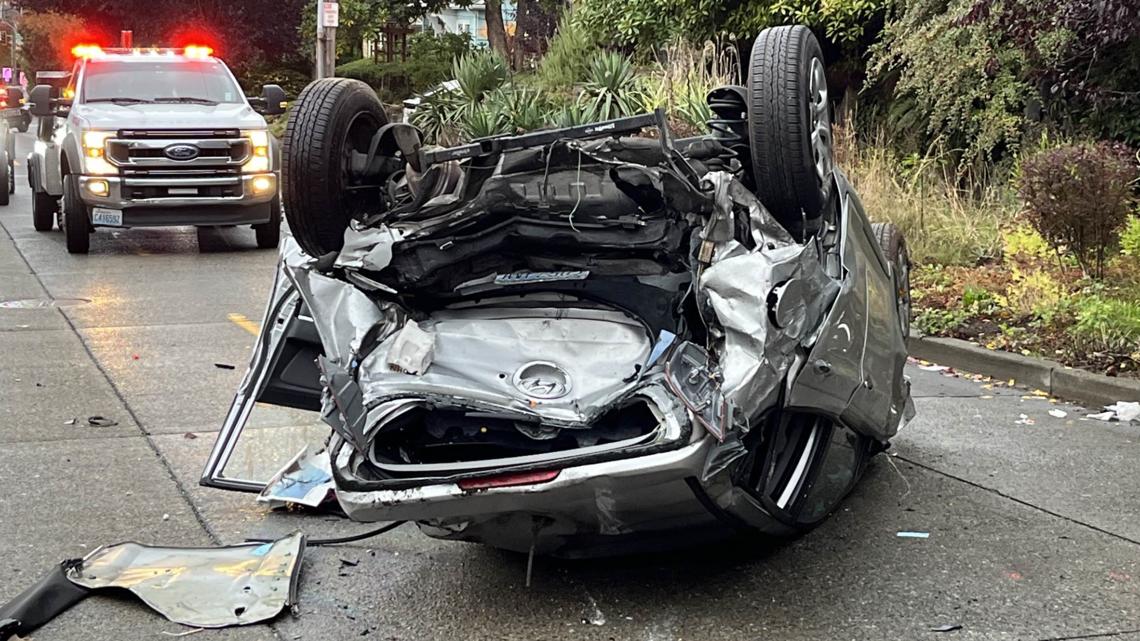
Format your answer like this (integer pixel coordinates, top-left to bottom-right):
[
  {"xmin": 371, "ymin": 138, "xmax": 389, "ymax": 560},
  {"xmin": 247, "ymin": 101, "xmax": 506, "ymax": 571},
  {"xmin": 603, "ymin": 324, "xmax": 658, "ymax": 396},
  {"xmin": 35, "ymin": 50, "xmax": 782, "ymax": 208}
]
[
  {"xmin": 29, "ymin": 84, "xmax": 56, "ymax": 117},
  {"xmin": 5, "ymin": 86, "xmax": 24, "ymax": 107},
  {"xmin": 252, "ymin": 84, "xmax": 287, "ymax": 116}
]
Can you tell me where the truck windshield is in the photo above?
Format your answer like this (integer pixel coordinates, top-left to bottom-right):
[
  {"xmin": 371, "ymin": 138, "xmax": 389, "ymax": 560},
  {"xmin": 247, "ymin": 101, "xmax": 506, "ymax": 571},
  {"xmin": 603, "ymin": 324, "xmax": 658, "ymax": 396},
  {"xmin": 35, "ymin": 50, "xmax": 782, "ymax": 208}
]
[{"xmin": 81, "ymin": 59, "xmax": 243, "ymax": 105}]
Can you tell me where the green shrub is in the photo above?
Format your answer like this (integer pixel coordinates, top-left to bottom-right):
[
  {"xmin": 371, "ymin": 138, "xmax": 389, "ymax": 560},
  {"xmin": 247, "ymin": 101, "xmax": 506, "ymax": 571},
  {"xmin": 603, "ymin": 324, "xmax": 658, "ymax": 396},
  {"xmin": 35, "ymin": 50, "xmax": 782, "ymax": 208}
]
[
  {"xmin": 1121, "ymin": 216, "xmax": 1140, "ymax": 258},
  {"xmin": 405, "ymin": 32, "xmax": 473, "ymax": 91},
  {"xmin": 1070, "ymin": 295, "xmax": 1140, "ymax": 355},
  {"xmin": 492, "ymin": 87, "xmax": 550, "ymax": 133},
  {"xmin": 411, "ymin": 91, "xmax": 464, "ymax": 146},
  {"xmin": 460, "ymin": 104, "xmax": 512, "ymax": 140},
  {"xmin": 537, "ymin": 13, "xmax": 595, "ymax": 91},
  {"xmin": 335, "ymin": 59, "xmax": 409, "ymax": 103},
  {"xmin": 1018, "ymin": 142, "xmax": 1138, "ymax": 279}
]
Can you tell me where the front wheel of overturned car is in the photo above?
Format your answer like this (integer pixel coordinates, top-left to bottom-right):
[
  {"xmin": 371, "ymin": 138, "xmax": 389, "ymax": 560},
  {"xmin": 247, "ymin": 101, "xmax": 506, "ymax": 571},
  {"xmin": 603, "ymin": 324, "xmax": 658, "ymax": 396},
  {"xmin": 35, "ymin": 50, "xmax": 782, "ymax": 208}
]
[
  {"xmin": 282, "ymin": 78, "xmax": 389, "ymax": 258},
  {"xmin": 872, "ymin": 222, "xmax": 911, "ymax": 337},
  {"xmin": 747, "ymin": 25, "xmax": 833, "ymax": 241},
  {"xmin": 62, "ymin": 176, "xmax": 90, "ymax": 254},
  {"xmin": 254, "ymin": 197, "xmax": 282, "ymax": 250}
]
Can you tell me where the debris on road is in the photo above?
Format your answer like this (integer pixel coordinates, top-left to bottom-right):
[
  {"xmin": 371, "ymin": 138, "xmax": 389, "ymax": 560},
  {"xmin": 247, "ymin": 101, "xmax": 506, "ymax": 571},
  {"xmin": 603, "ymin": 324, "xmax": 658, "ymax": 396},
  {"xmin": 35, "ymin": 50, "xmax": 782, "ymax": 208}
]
[
  {"xmin": 258, "ymin": 445, "xmax": 335, "ymax": 509},
  {"xmin": 1015, "ymin": 414, "xmax": 1036, "ymax": 425},
  {"xmin": 1048, "ymin": 409, "xmax": 1067, "ymax": 418},
  {"xmin": 1086, "ymin": 402, "xmax": 1140, "ymax": 423},
  {"xmin": 86, "ymin": 416, "xmax": 118, "ymax": 427},
  {"xmin": 64, "ymin": 418, "xmax": 76, "ymax": 425},
  {"xmin": 214, "ymin": 362, "xmax": 236, "ymax": 370},
  {"xmin": 896, "ymin": 531, "xmax": 930, "ymax": 539},
  {"xmin": 0, "ymin": 532, "xmax": 305, "ymax": 639},
  {"xmin": 930, "ymin": 623, "xmax": 963, "ymax": 632}
]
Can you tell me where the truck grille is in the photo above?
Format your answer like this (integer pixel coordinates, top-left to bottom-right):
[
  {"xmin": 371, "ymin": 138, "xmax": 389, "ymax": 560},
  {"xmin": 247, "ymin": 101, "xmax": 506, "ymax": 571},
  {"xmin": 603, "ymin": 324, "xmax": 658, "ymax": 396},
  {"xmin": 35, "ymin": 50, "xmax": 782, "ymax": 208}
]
[{"xmin": 106, "ymin": 129, "xmax": 250, "ymax": 200}]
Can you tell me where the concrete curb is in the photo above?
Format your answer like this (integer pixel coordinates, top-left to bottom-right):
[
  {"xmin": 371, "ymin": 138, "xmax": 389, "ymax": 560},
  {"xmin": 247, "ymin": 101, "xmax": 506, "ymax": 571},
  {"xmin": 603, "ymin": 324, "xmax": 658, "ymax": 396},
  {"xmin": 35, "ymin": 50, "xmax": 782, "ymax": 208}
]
[{"xmin": 907, "ymin": 334, "xmax": 1140, "ymax": 408}]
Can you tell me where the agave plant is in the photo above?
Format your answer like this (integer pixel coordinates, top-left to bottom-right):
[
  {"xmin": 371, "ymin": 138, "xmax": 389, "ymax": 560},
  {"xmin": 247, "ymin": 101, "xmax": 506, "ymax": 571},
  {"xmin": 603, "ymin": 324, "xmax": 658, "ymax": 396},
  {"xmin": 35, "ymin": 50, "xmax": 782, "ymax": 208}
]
[
  {"xmin": 411, "ymin": 91, "xmax": 464, "ymax": 146},
  {"xmin": 453, "ymin": 49, "xmax": 509, "ymax": 104},
  {"xmin": 548, "ymin": 100, "xmax": 599, "ymax": 128},
  {"xmin": 581, "ymin": 51, "xmax": 639, "ymax": 121},
  {"xmin": 460, "ymin": 103, "xmax": 512, "ymax": 140},
  {"xmin": 492, "ymin": 87, "xmax": 550, "ymax": 133}
]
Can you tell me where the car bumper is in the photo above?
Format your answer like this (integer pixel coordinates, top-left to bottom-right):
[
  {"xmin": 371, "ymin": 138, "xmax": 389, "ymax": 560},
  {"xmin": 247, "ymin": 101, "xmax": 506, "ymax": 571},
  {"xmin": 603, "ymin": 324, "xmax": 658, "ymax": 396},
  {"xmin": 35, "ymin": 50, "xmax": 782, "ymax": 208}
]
[{"xmin": 78, "ymin": 173, "xmax": 277, "ymax": 226}]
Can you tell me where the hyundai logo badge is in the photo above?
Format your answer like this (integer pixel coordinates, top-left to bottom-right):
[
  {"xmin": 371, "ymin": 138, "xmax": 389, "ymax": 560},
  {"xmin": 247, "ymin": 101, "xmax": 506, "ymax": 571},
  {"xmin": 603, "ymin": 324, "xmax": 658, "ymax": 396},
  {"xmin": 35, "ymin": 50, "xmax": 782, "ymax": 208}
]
[{"xmin": 163, "ymin": 144, "xmax": 200, "ymax": 161}]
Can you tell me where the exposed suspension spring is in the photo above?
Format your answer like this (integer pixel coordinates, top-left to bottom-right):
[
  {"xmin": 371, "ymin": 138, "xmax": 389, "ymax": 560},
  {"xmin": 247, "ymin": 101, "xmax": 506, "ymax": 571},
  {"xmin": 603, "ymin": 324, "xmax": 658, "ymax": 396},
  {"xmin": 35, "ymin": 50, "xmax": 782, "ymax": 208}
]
[{"xmin": 705, "ymin": 86, "xmax": 752, "ymax": 185}]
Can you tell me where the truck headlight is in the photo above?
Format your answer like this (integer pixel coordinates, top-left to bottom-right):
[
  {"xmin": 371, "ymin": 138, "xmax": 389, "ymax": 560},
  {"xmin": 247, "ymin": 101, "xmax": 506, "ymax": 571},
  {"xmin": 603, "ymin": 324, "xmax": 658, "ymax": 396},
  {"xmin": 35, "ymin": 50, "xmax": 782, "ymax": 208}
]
[
  {"xmin": 242, "ymin": 129, "xmax": 271, "ymax": 173},
  {"xmin": 81, "ymin": 130, "xmax": 117, "ymax": 175}
]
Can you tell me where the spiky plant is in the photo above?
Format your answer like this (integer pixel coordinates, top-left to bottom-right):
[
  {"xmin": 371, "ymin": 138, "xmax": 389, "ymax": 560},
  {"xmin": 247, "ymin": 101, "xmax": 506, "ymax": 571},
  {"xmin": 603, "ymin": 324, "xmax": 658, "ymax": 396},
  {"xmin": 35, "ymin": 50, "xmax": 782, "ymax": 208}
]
[
  {"xmin": 581, "ymin": 51, "xmax": 639, "ymax": 120},
  {"xmin": 453, "ymin": 49, "xmax": 509, "ymax": 104},
  {"xmin": 548, "ymin": 100, "xmax": 599, "ymax": 128},
  {"xmin": 493, "ymin": 87, "xmax": 550, "ymax": 133},
  {"xmin": 460, "ymin": 103, "xmax": 512, "ymax": 140},
  {"xmin": 411, "ymin": 91, "xmax": 463, "ymax": 146}
]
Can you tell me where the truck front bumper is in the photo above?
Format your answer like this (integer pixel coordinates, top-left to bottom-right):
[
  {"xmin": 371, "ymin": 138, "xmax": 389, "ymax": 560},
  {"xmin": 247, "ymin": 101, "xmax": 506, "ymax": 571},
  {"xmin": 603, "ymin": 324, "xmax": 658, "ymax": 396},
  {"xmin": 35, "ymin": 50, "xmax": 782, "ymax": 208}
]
[{"xmin": 78, "ymin": 173, "xmax": 277, "ymax": 227}]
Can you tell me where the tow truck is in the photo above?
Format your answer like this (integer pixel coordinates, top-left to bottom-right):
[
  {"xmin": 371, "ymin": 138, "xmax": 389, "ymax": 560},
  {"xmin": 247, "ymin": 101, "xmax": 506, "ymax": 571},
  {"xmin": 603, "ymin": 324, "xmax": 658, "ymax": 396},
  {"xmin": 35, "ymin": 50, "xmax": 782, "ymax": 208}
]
[{"xmin": 27, "ymin": 44, "xmax": 287, "ymax": 253}]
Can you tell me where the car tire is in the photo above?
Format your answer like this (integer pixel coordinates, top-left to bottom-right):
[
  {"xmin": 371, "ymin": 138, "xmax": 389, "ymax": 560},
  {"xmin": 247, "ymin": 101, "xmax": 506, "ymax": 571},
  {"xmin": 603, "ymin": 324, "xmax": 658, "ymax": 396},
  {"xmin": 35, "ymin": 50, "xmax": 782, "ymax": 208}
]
[
  {"xmin": 254, "ymin": 197, "xmax": 282, "ymax": 249},
  {"xmin": 282, "ymin": 78, "xmax": 389, "ymax": 257},
  {"xmin": 747, "ymin": 25, "xmax": 833, "ymax": 240},
  {"xmin": 8, "ymin": 159, "xmax": 14, "ymax": 195},
  {"xmin": 0, "ymin": 150, "xmax": 9, "ymax": 206},
  {"xmin": 62, "ymin": 175, "xmax": 90, "ymax": 254},
  {"xmin": 32, "ymin": 190, "xmax": 57, "ymax": 231},
  {"xmin": 871, "ymin": 222, "xmax": 910, "ymax": 337}
]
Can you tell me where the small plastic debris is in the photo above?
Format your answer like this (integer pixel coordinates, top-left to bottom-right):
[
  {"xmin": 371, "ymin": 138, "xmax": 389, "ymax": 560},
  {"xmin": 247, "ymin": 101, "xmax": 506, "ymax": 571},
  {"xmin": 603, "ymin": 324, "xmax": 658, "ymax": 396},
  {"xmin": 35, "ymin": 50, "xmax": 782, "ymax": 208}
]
[
  {"xmin": 918, "ymin": 363, "xmax": 949, "ymax": 372},
  {"xmin": 1014, "ymin": 414, "xmax": 1035, "ymax": 425},
  {"xmin": 339, "ymin": 558, "xmax": 358, "ymax": 568},
  {"xmin": 930, "ymin": 624, "xmax": 962, "ymax": 633},
  {"xmin": 1109, "ymin": 401, "xmax": 1140, "ymax": 423},
  {"xmin": 162, "ymin": 514, "xmax": 170, "ymax": 521},
  {"xmin": 64, "ymin": 419, "xmax": 76, "ymax": 426},
  {"xmin": 896, "ymin": 531, "xmax": 930, "ymax": 539},
  {"xmin": 87, "ymin": 416, "xmax": 118, "ymax": 427},
  {"xmin": 1048, "ymin": 409, "xmax": 1067, "ymax": 418},
  {"xmin": 386, "ymin": 321, "xmax": 435, "ymax": 375},
  {"xmin": 213, "ymin": 363, "xmax": 236, "ymax": 370},
  {"xmin": 183, "ymin": 432, "xmax": 198, "ymax": 440}
]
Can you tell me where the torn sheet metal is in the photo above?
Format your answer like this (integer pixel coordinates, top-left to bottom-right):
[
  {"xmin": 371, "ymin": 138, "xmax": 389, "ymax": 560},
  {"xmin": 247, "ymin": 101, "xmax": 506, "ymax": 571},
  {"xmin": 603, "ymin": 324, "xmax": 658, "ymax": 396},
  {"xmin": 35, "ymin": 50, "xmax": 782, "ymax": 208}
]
[
  {"xmin": 700, "ymin": 241, "xmax": 836, "ymax": 420},
  {"xmin": 319, "ymin": 355, "xmax": 371, "ymax": 453},
  {"xmin": 67, "ymin": 532, "xmax": 305, "ymax": 628},
  {"xmin": 386, "ymin": 320, "xmax": 435, "ymax": 375},
  {"xmin": 0, "ymin": 533, "xmax": 304, "ymax": 638},
  {"xmin": 258, "ymin": 445, "xmax": 335, "ymax": 508},
  {"xmin": 335, "ymin": 223, "xmax": 403, "ymax": 272},
  {"xmin": 286, "ymin": 267, "xmax": 402, "ymax": 367}
]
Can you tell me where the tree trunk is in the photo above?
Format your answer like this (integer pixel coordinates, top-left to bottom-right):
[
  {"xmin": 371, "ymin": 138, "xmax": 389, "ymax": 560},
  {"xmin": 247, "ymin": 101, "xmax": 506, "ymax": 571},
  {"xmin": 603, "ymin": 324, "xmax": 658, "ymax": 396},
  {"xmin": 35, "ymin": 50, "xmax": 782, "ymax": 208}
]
[{"xmin": 484, "ymin": 0, "xmax": 511, "ymax": 60}]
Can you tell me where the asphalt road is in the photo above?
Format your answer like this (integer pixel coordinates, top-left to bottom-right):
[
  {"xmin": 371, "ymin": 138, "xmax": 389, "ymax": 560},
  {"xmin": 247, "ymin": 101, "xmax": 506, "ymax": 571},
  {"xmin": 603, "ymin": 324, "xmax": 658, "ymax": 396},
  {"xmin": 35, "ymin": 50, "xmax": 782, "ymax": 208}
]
[{"xmin": 1, "ymin": 129, "xmax": 1138, "ymax": 641}]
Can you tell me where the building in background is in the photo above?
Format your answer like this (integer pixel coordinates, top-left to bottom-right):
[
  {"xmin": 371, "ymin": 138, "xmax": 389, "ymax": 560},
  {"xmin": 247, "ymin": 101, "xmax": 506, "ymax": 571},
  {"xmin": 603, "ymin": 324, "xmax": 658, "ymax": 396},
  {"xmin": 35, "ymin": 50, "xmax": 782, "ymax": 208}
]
[{"xmin": 423, "ymin": 2, "xmax": 516, "ymax": 48}]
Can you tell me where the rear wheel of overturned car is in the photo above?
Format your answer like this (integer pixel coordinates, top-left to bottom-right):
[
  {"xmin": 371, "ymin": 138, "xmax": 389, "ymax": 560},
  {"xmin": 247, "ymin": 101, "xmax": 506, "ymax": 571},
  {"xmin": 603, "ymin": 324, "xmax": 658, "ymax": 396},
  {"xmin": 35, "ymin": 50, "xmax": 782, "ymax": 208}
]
[
  {"xmin": 254, "ymin": 197, "xmax": 282, "ymax": 250},
  {"xmin": 747, "ymin": 25, "xmax": 833, "ymax": 240},
  {"xmin": 282, "ymin": 78, "xmax": 389, "ymax": 257},
  {"xmin": 62, "ymin": 175, "xmax": 90, "ymax": 254},
  {"xmin": 872, "ymin": 222, "xmax": 911, "ymax": 337}
]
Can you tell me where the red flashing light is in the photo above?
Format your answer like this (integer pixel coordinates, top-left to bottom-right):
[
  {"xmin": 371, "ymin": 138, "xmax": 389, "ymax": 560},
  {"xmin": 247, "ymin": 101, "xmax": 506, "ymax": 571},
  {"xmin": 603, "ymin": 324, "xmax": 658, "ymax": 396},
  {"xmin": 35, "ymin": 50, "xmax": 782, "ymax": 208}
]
[
  {"xmin": 71, "ymin": 44, "xmax": 105, "ymax": 59},
  {"xmin": 183, "ymin": 45, "xmax": 214, "ymax": 59},
  {"xmin": 457, "ymin": 470, "xmax": 560, "ymax": 491}
]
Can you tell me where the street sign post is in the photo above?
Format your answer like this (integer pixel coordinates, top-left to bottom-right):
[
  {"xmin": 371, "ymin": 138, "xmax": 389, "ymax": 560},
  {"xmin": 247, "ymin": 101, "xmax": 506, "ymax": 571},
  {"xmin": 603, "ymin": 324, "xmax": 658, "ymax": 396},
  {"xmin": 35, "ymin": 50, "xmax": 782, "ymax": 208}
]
[{"xmin": 315, "ymin": 1, "xmax": 339, "ymax": 78}]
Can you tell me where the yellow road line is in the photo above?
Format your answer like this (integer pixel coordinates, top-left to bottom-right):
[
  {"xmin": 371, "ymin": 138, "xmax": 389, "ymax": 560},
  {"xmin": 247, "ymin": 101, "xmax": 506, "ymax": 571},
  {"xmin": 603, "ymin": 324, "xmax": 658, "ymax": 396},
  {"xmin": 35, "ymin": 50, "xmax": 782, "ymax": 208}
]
[{"xmin": 227, "ymin": 313, "xmax": 260, "ymax": 336}]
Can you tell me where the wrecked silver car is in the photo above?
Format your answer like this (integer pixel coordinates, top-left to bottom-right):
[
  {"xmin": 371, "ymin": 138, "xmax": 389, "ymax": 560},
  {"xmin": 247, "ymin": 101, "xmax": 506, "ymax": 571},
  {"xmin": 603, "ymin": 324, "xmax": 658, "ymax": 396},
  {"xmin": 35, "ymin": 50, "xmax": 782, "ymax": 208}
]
[{"xmin": 202, "ymin": 26, "xmax": 914, "ymax": 557}]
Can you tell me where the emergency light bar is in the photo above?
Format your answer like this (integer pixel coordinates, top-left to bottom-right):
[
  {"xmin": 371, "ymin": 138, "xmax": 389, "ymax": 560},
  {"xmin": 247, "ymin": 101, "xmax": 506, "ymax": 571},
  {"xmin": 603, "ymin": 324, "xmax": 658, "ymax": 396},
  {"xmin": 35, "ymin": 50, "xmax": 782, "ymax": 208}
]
[{"xmin": 70, "ymin": 44, "xmax": 215, "ymax": 60}]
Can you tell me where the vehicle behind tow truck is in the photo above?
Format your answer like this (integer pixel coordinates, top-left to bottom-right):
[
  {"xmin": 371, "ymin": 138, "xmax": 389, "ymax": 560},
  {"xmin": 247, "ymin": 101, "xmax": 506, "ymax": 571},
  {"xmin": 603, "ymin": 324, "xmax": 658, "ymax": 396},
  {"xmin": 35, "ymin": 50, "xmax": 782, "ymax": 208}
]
[{"xmin": 27, "ymin": 45, "xmax": 287, "ymax": 254}]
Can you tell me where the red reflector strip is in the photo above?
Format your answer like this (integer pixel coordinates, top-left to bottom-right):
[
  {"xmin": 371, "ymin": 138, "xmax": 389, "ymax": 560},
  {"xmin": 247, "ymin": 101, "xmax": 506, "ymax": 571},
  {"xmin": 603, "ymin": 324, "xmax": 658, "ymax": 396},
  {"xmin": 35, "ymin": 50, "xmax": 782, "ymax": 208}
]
[{"xmin": 458, "ymin": 470, "xmax": 560, "ymax": 491}]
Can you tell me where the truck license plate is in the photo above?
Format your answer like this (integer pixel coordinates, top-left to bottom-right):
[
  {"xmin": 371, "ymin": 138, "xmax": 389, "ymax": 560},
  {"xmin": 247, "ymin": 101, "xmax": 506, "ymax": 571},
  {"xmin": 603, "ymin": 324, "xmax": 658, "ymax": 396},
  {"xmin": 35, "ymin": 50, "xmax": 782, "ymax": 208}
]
[{"xmin": 91, "ymin": 207, "xmax": 123, "ymax": 227}]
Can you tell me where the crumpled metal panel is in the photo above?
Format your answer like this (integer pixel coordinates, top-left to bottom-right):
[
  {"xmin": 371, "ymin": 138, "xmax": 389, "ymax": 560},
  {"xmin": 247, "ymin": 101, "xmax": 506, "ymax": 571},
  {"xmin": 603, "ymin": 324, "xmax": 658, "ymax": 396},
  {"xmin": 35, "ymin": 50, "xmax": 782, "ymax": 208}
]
[
  {"xmin": 285, "ymin": 268, "xmax": 402, "ymax": 367},
  {"xmin": 335, "ymin": 223, "xmax": 403, "ymax": 272},
  {"xmin": 697, "ymin": 172, "xmax": 838, "ymax": 422},
  {"xmin": 786, "ymin": 188, "xmax": 913, "ymax": 441},
  {"xmin": 66, "ymin": 532, "xmax": 305, "ymax": 629},
  {"xmin": 356, "ymin": 306, "xmax": 652, "ymax": 425}
]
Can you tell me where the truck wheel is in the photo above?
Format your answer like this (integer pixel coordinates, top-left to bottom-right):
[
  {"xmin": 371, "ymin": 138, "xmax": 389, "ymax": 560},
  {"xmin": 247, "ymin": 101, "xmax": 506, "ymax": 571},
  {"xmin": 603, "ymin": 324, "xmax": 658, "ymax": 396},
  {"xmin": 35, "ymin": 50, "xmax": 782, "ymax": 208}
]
[
  {"xmin": 747, "ymin": 25, "xmax": 833, "ymax": 240},
  {"xmin": 254, "ymin": 197, "xmax": 282, "ymax": 249},
  {"xmin": 0, "ymin": 151, "xmax": 9, "ymax": 206},
  {"xmin": 872, "ymin": 222, "xmax": 910, "ymax": 337},
  {"xmin": 62, "ymin": 176, "xmax": 90, "ymax": 254},
  {"xmin": 33, "ymin": 191, "xmax": 57, "ymax": 231},
  {"xmin": 282, "ymin": 78, "xmax": 389, "ymax": 257},
  {"xmin": 8, "ymin": 159, "xmax": 15, "ymax": 194}
]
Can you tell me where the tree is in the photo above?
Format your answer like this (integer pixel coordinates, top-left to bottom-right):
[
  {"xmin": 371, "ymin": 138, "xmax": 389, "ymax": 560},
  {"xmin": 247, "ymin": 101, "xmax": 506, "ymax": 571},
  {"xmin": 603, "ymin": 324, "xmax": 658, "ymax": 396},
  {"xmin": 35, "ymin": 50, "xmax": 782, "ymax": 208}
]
[
  {"xmin": 484, "ymin": 0, "xmax": 510, "ymax": 60},
  {"xmin": 17, "ymin": 11, "xmax": 98, "ymax": 73}
]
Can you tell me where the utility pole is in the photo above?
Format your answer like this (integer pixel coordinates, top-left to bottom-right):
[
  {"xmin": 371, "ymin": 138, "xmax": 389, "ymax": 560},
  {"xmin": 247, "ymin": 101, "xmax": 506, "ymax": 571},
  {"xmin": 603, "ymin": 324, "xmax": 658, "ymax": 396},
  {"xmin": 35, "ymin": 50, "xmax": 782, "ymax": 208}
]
[{"xmin": 315, "ymin": 0, "xmax": 339, "ymax": 78}]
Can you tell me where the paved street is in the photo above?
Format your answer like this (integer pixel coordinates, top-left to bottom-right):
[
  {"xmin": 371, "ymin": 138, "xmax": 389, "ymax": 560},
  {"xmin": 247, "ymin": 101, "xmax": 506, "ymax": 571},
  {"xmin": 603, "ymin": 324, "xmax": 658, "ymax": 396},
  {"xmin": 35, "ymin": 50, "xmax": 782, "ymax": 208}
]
[{"xmin": 1, "ymin": 128, "xmax": 1138, "ymax": 641}]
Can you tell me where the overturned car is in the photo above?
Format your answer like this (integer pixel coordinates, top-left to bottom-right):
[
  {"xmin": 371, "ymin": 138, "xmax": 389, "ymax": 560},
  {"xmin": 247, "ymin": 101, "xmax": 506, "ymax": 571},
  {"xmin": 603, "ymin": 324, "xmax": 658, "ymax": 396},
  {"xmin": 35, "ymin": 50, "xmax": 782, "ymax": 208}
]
[{"xmin": 202, "ymin": 26, "xmax": 914, "ymax": 557}]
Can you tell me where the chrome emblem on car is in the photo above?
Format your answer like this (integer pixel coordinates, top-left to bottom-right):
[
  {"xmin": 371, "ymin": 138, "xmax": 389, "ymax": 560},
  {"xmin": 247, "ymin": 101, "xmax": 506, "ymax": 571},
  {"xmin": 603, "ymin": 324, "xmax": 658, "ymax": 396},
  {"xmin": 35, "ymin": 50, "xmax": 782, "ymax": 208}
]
[
  {"xmin": 163, "ymin": 144, "xmax": 200, "ymax": 161},
  {"xmin": 512, "ymin": 361, "xmax": 572, "ymax": 399}
]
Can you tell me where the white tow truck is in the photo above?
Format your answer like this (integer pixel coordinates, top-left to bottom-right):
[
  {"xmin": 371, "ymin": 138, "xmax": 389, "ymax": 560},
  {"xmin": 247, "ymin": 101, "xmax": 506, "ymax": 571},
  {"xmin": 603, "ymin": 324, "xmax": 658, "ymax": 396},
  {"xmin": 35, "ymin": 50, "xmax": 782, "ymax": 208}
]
[{"xmin": 27, "ymin": 44, "xmax": 287, "ymax": 253}]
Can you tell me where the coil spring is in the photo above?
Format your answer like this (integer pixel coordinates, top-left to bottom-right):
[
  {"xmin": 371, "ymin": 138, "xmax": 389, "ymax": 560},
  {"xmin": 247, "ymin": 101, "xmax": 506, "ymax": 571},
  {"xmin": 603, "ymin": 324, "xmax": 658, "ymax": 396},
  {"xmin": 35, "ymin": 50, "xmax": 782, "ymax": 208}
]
[{"xmin": 706, "ymin": 88, "xmax": 748, "ymax": 150}]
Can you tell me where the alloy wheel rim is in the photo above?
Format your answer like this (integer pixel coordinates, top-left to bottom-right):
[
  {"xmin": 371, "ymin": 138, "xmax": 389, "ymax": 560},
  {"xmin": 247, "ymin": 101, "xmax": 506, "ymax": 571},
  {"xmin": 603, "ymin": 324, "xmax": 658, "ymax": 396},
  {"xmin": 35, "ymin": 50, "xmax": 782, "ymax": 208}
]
[{"xmin": 808, "ymin": 57, "xmax": 833, "ymax": 187}]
